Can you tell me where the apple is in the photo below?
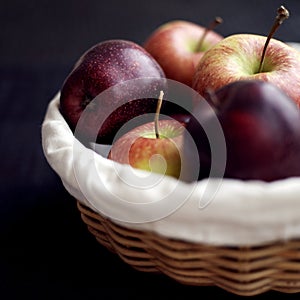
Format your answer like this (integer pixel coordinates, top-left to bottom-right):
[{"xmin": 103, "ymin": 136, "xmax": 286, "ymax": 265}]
[
  {"xmin": 108, "ymin": 119, "xmax": 185, "ymax": 178},
  {"xmin": 144, "ymin": 19, "xmax": 223, "ymax": 87},
  {"xmin": 186, "ymin": 80, "xmax": 300, "ymax": 181},
  {"xmin": 192, "ymin": 33, "xmax": 300, "ymax": 107},
  {"xmin": 60, "ymin": 39, "xmax": 166, "ymax": 144},
  {"xmin": 192, "ymin": 6, "xmax": 300, "ymax": 106},
  {"xmin": 108, "ymin": 91, "xmax": 187, "ymax": 179}
]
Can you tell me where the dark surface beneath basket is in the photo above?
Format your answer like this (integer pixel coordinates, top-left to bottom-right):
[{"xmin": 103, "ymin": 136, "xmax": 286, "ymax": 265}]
[{"xmin": 1, "ymin": 0, "xmax": 300, "ymax": 299}]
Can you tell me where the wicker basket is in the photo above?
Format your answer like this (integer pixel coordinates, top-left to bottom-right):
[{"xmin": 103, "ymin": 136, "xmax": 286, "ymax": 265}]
[{"xmin": 77, "ymin": 201, "xmax": 300, "ymax": 296}]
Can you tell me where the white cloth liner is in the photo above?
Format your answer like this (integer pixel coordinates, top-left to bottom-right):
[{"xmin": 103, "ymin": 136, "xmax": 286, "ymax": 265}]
[
  {"xmin": 41, "ymin": 43, "xmax": 300, "ymax": 246},
  {"xmin": 42, "ymin": 93, "xmax": 300, "ymax": 247}
]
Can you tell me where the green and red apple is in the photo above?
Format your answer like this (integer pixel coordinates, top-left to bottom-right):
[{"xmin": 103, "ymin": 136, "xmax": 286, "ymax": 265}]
[
  {"xmin": 192, "ymin": 34, "xmax": 300, "ymax": 107},
  {"xmin": 108, "ymin": 119, "xmax": 185, "ymax": 178}
]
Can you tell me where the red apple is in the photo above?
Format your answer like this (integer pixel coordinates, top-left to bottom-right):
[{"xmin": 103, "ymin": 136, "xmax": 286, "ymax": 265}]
[
  {"xmin": 144, "ymin": 19, "xmax": 223, "ymax": 87},
  {"xmin": 60, "ymin": 39, "xmax": 166, "ymax": 144},
  {"xmin": 108, "ymin": 119, "xmax": 185, "ymax": 179}
]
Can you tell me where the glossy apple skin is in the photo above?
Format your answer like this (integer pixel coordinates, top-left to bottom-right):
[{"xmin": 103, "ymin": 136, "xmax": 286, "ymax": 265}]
[
  {"xmin": 60, "ymin": 39, "xmax": 165, "ymax": 144},
  {"xmin": 144, "ymin": 20, "xmax": 223, "ymax": 87},
  {"xmin": 108, "ymin": 120, "xmax": 185, "ymax": 178},
  {"xmin": 187, "ymin": 80, "xmax": 300, "ymax": 181},
  {"xmin": 192, "ymin": 34, "xmax": 300, "ymax": 107}
]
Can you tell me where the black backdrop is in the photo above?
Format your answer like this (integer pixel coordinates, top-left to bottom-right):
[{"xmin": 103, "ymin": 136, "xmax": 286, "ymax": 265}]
[{"xmin": 1, "ymin": 0, "xmax": 300, "ymax": 299}]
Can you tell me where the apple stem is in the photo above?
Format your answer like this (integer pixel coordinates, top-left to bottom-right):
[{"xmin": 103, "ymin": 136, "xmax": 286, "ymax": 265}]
[
  {"xmin": 258, "ymin": 5, "xmax": 289, "ymax": 73},
  {"xmin": 155, "ymin": 90, "xmax": 164, "ymax": 139},
  {"xmin": 195, "ymin": 17, "xmax": 223, "ymax": 52}
]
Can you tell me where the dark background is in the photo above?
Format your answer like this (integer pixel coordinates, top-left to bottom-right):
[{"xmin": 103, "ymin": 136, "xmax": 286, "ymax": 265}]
[{"xmin": 1, "ymin": 0, "xmax": 300, "ymax": 299}]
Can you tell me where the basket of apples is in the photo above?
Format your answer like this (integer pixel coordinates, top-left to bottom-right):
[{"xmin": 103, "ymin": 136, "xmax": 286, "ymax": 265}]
[{"xmin": 42, "ymin": 6, "xmax": 300, "ymax": 296}]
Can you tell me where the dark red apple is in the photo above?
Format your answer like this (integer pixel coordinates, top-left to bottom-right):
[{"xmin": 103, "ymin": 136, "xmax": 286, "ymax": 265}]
[
  {"xmin": 60, "ymin": 39, "xmax": 166, "ymax": 144},
  {"xmin": 186, "ymin": 80, "xmax": 300, "ymax": 181}
]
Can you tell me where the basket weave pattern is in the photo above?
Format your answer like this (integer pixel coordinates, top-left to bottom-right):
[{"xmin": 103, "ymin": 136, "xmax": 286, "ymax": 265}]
[{"xmin": 77, "ymin": 201, "xmax": 300, "ymax": 296}]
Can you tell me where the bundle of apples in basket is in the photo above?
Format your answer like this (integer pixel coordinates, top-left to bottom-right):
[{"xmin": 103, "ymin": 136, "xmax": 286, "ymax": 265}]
[{"xmin": 42, "ymin": 6, "xmax": 300, "ymax": 296}]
